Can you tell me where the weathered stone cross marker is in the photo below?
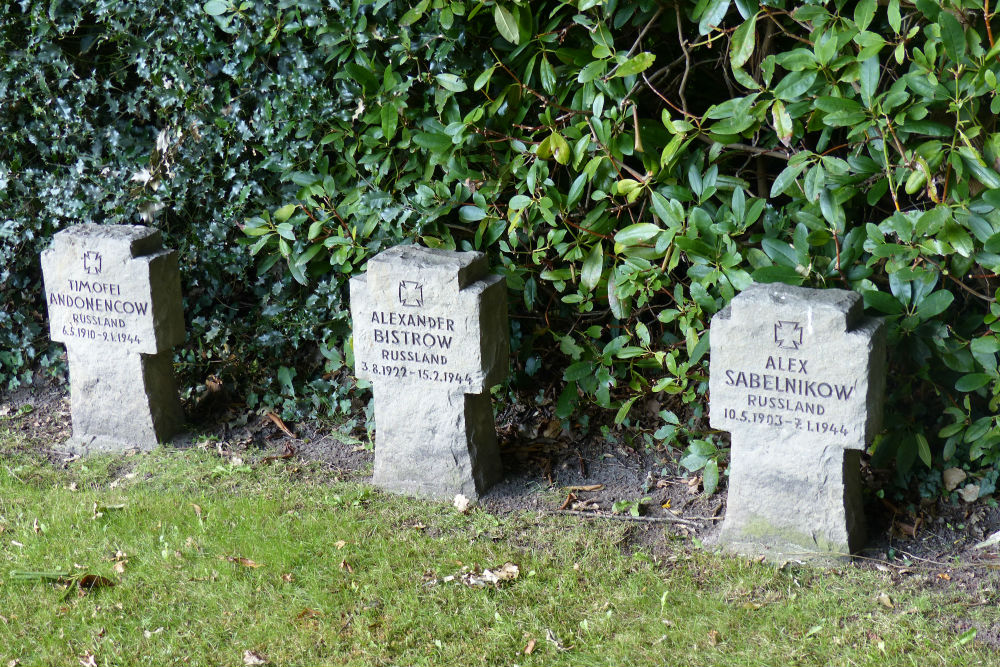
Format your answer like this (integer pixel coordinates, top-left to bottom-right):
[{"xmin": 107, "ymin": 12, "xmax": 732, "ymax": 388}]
[
  {"xmin": 350, "ymin": 245, "xmax": 508, "ymax": 500},
  {"xmin": 41, "ymin": 224, "xmax": 185, "ymax": 454},
  {"xmin": 709, "ymin": 283, "xmax": 886, "ymax": 562}
]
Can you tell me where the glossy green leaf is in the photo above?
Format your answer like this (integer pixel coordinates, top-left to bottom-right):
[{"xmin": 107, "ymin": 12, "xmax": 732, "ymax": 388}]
[
  {"xmin": 580, "ymin": 242, "xmax": 604, "ymax": 292},
  {"xmin": 956, "ymin": 373, "xmax": 992, "ymax": 392},
  {"xmin": 730, "ymin": 13, "xmax": 757, "ymax": 69},
  {"xmin": 939, "ymin": 10, "xmax": 966, "ymax": 63},
  {"xmin": 615, "ymin": 223, "xmax": 662, "ymax": 245},
  {"xmin": 435, "ymin": 73, "xmax": 468, "ymax": 92},
  {"xmin": 203, "ymin": 0, "xmax": 227, "ymax": 15},
  {"xmin": 613, "ymin": 52, "xmax": 656, "ymax": 78},
  {"xmin": 494, "ymin": 4, "xmax": 519, "ymax": 44}
]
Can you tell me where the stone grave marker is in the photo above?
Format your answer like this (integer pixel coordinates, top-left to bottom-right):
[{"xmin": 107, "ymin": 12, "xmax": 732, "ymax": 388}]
[
  {"xmin": 41, "ymin": 224, "xmax": 185, "ymax": 454},
  {"xmin": 349, "ymin": 245, "xmax": 508, "ymax": 500},
  {"xmin": 709, "ymin": 283, "xmax": 886, "ymax": 562}
]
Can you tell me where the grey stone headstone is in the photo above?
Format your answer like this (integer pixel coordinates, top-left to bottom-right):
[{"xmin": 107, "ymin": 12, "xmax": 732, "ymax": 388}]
[
  {"xmin": 349, "ymin": 245, "xmax": 508, "ymax": 501},
  {"xmin": 709, "ymin": 283, "xmax": 885, "ymax": 562},
  {"xmin": 41, "ymin": 224, "xmax": 185, "ymax": 454}
]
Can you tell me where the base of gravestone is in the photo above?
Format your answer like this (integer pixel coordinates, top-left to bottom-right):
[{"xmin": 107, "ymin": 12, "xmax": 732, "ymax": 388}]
[
  {"xmin": 370, "ymin": 385, "xmax": 502, "ymax": 501},
  {"xmin": 715, "ymin": 437, "xmax": 865, "ymax": 563},
  {"xmin": 64, "ymin": 348, "xmax": 184, "ymax": 455}
]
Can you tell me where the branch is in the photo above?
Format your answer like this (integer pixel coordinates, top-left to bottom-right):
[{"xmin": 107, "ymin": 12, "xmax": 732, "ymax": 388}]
[{"xmin": 696, "ymin": 134, "xmax": 791, "ymax": 160}]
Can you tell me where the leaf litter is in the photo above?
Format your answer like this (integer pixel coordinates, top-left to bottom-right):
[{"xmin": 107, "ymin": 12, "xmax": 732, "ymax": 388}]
[{"xmin": 424, "ymin": 562, "xmax": 520, "ymax": 588}]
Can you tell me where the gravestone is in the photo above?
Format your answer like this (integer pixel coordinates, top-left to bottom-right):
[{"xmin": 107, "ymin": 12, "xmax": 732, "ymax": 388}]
[
  {"xmin": 349, "ymin": 245, "xmax": 508, "ymax": 501},
  {"xmin": 709, "ymin": 283, "xmax": 885, "ymax": 562},
  {"xmin": 41, "ymin": 224, "xmax": 185, "ymax": 454}
]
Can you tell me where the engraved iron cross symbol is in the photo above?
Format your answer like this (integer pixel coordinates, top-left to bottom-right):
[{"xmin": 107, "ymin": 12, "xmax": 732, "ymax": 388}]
[
  {"xmin": 774, "ymin": 320, "xmax": 803, "ymax": 350},
  {"xmin": 83, "ymin": 251, "xmax": 102, "ymax": 276},
  {"xmin": 398, "ymin": 280, "xmax": 424, "ymax": 307}
]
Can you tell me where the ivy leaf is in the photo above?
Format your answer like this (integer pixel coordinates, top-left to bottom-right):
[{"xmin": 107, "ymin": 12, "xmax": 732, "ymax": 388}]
[
  {"xmin": 494, "ymin": 4, "xmax": 519, "ymax": 44},
  {"xmin": 730, "ymin": 13, "xmax": 757, "ymax": 70},
  {"xmin": 613, "ymin": 52, "xmax": 655, "ymax": 78}
]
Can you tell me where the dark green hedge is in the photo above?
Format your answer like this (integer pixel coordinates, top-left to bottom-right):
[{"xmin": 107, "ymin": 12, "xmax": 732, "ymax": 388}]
[{"xmin": 4, "ymin": 0, "xmax": 1000, "ymax": 497}]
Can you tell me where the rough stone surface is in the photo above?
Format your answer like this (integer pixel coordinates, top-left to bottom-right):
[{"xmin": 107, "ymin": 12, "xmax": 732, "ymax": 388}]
[
  {"xmin": 709, "ymin": 282, "xmax": 885, "ymax": 562},
  {"xmin": 41, "ymin": 224, "xmax": 185, "ymax": 454},
  {"xmin": 349, "ymin": 245, "xmax": 508, "ymax": 500}
]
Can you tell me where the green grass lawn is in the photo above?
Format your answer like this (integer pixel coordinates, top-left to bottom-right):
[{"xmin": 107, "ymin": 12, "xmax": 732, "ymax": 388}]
[{"xmin": 0, "ymin": 427, "xmax": 997, "ymax": 666}]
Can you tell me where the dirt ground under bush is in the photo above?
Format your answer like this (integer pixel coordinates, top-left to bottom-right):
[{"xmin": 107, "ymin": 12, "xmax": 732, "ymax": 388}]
[{"xmin": 5, "ymin": 377, "xmax": 1000, "ymax": 609}]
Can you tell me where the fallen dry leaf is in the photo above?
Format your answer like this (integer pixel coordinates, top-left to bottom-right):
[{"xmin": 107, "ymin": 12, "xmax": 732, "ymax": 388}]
[
  {"xmin": 297, "ymin": 608, "xmax": 323, "ymax": 619},
  {"xmin": 192, "ymin": 504, "xmax": 203, "ymax": 521},
  {"xmin": 557, "ymin": 492, "xmax": 576, "ymax": 511},
  {"xmin": 974, "ymin": 529, "xmax": 1000, "ymax": 550},
  {"xmin": 425, "ymin": 562, "xmax": 520, "ymax": 588},
  {"xmin": 220, "ymin": 556, "xmax": 262, "ymax": 569},
  {"xmin": 265, "ymin": 411, "xmax": 297, "ymax": 439},
  {"xmin": 707, "ymin": 629, "xmax": 721, "ymax": 646},
  {"xmin": 943, "ymin": 467, "xmax": 967, "ymax": 492},
  {"xmin": 260, "ymin": 443, "xmax": 295, "ymax": 464},
  {"xmin": 143, "ymin": 627, "xmax": 164, "ymax": 638},
  {"xmin": 79, "ymin": 652, "xmax": 97, "ymax": 667},
  {"xmin": 242, "ymin": 650, "xmax": 268, "ymax": 666},
  {"xmin": 339, "ymin": 560, "xmax": 353, "ymax": 574},
  {"xmin": 542, "ymin": 419, "xmax": 562, "ymax": 439},
  {"xmin": 937, "ymin": 572, "xmax": 952, "ymax": 581},
  {"xmin": 877, "ymin": 593, "xmax": 894, "ymax": 609},
  {"xmin": 523, "ymin": 638, "xmax": 536, "ymax": 655},
  {"xmin": 461, "ymin": 562, "xmax": 519, "ymax": 587},
  {"xmin": 570, "ymin": 500, "xmax": 600, "ymax": 511},
  {"xmin": 32, "ymin": 518, "xmax": 40, "ymax": 534},
  {"xmin": 281, "ymin": 573, "xmax": 294, "ymax": 583},
  {"xmin": 334, "ymin": 540, "xmax": 346, "ymax": 549},
  {"xmin": 77, "ymin": 574, "xmax": 116, "ymax": 592},
  {"xmin": 453, "ymin": 494, "xmax": 471, "ymax": 513},
  {"xmin": 959, "ymin": 484, "xmax": 981, "ymax": 503},
  {"xmin": 112, "ymin": 550, "xmax": 128, "ymax": 575}
]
